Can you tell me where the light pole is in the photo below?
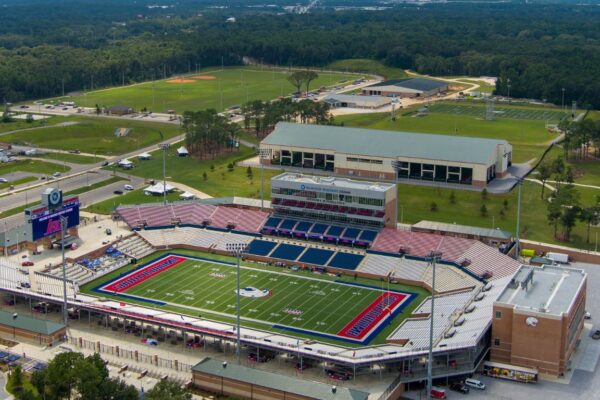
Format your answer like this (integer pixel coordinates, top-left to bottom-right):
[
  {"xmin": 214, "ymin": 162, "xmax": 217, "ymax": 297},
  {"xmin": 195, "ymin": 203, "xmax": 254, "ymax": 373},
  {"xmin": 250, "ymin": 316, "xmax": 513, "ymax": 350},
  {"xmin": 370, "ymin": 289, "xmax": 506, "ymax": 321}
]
[
  {"xmin": 258, "ymin": 149, "xmax": 271, "ymax": 211},
  {"xmin": 514, "ymin": 177, "xmax": 523, "ymax": 261},
  {"xmin": 158, "ymin": 143, "xmax": 170, "ymax": 205},
  {"xmin": 506, "ymin": 78, "xmax": 511, "ymax": 100},
  {"xmin": 562, "ymin": 88, "xmax": 565, "ymax": 113},
  {"xmin": 60, "ymin": 216, "xmax": 68, "ymax": 326},
  {"xmin": 426, "ymin": 250, "xmax": 442, "ymax": 400},
  {"xmin": 226, "ymin": 242, "xmax": 245, "ymax": 365}
]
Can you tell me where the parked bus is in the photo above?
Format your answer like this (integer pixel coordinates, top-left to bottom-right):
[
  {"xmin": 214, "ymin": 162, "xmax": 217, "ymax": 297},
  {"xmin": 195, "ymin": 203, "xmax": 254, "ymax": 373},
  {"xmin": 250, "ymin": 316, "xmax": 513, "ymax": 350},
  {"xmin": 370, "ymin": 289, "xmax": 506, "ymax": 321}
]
[{"xmin": 483, "ymin": 361, "xmax": 538, "ymax": 383}]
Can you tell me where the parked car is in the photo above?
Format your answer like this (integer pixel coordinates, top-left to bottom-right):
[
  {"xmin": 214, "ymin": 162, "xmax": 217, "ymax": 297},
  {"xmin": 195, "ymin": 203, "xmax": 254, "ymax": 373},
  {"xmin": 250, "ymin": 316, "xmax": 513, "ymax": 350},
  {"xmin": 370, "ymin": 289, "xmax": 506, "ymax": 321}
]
[
  {"xmin": 101, "ymin": 160, "xmax": 109, "ymax": 167},
  {"xmin": 430, "ymin": 387, "xmax": 447, "ymax": 399},
  {"xmin": 585, "ymin": 311, "xmax": 592, "ymax": 320},
  {"xmin": 105, "ymin": 228, "xmax": 112, "ymax": 236},
  {"xmin": 113, "ymin": 190, "xmax": 123, "ymax": 195},
  {"xmin": 450, "ymin": 382, "xmax": 470, "ymax": 394},
  {"xmin": 0, "ymin": 178, "xmax": 7, "ymax": 183},
  {"xmin": 124, "ymin": 184, "xmax": 134, "ymax": 191},
  {"xmin": 592, "ymin": 330, "xmax": 600, "ymax": 340},
  {"xmin": 21, "ymin": 261, "xmax": 34, "ymax": 267},
  {"xmin": 52, "ymin": 172, "xmax": 61, "ymax": 177},
  {"xmin": 464, "ymin": 378, "xmax": 486, "ymax": 390}
]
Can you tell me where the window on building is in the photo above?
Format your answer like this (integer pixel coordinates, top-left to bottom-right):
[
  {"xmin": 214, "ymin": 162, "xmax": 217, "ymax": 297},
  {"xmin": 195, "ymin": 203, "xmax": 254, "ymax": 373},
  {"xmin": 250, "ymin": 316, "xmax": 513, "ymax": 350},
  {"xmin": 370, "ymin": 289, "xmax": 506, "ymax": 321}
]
[
  {"xmin": 494, "ymin": 338, "xmax": 501, "ymax": 346},
  {"xmin": 495, "ymin": 311, "xmax": 502, "ymax": 319}
]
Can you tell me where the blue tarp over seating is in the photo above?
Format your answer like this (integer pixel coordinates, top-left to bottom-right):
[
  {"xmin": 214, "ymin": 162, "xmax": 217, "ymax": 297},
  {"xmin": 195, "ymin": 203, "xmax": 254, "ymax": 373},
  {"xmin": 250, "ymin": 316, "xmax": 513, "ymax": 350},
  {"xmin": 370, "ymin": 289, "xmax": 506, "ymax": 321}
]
[
  {"xmin": 327, "ymin": 252, "xmax": 364, "ymax": 270},
  {"xmin": 342, "ymin": 228, "xmax": 361, "ymax": 240},
  {"xmin": 270, "ymin": 243, "xmax": 305, "ymax": 261},
  {"xmin": 309, "ymin": 224, "xmax": 328, "ymax": 235},
  {"xmin": 358, "ymin": 230, "xmax": 378, "ymax": 242},
  {"xmin": 278, "ymin": 219, "xmax": 297, "ymax": 231},
  {"xmin": 294, "ymin": 221, "xmax": 313, "ymax": 233},
  {"xmin": 263, "ymin": 217, "xmax": 282, "ymax": 229},
  {"xmin": 245, "ymin": 240, "xmax": 278, "ymax": 257},
  {"xmin": 298, "ymin": 248, "xmax": 334, "ymax": 266}
]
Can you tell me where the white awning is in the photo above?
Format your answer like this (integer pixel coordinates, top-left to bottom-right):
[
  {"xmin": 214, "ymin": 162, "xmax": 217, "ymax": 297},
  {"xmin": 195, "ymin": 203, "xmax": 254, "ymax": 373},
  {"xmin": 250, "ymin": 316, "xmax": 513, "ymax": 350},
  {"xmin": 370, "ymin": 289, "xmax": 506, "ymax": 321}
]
[
  {"xmin": 144, "ymin": 182, "xmax": 174, "ymax": 195},
  {"xmin": 177, "ymin": 146, "xmax": 189, "ymax": 155}
]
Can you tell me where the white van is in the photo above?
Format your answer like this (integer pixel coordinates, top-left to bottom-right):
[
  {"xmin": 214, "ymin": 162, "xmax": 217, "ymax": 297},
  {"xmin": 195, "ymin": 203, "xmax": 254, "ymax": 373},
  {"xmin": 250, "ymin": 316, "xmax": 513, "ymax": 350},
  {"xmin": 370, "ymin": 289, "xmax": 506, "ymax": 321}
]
[{"xmin": 464, "ymin": 378, "xmax": 486, "ymax": 390}]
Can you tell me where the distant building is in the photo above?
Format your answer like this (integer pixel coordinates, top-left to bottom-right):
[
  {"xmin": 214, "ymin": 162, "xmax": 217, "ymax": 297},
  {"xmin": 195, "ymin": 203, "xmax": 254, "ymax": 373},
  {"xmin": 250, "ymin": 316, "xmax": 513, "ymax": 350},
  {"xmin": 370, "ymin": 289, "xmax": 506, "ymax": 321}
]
[
  {"xmin": 322, "ymin": 94, "xmax": 391, "ymax": 109},
  {"xmin": 0, "ymin": 310, "xmax": 66, "ymax": 345},
  {"xmin": 492, "ymin": 265, "xmax": 587, "ymax": 377},
  {"xmin": 260, "ymin": 122, "xmax": 512, "ymax": 188},
  {"xmin": 362, "ymin": 77, "xmax": 449, "ymax": 98},
  {"xmin": 412, "ymin": 220, "xmax": 512, "ymax": 247},
  {"xmin": 106, "ymin": 105, "xmax": 134, "ymax": 116}
]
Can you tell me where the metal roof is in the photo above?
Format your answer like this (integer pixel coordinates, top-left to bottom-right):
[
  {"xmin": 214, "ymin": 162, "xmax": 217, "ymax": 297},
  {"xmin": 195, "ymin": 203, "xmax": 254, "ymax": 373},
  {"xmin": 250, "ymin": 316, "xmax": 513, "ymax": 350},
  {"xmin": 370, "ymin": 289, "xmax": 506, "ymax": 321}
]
[
  {"xmin": 273, "ymin": 172, "xmax": 395, "ymax": 192},
  {"xmin": 261, "ymin": 122, "xmax": 507, "ymax": 165},
  {"xmin": 367, "ymin": 77, "xmax": 449, "ymax": 92},
  {"xmin": 496, "ymin": 265, "xmax": 586, "ymax": 316},
  {"xmin": 413, "ymin": 220, "xmax": 512, "ymax": 240},
  {"xmin": 192, "ymin": 358, "xmax": 370, "ymax": 400},
  {"xmin": 0, "ymin": 310, "xmax": 65, "ymax": 335}
]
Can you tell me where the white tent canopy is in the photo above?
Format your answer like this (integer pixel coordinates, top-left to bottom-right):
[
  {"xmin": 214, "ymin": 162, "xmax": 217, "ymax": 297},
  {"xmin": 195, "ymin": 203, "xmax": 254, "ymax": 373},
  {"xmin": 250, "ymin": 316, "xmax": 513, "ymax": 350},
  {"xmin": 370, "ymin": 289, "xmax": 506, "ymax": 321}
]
[
  {"xmin": 138, "ymin": 152, "xmax": 152, "ymax": 160},
  {"xmin": 144, "ymin": 182, "xmax": 175, "ymax": 195},
  {"xmin": 117, "ymin": 159, "xmax": 133, "ymax": 169},
  {"xmin": 177, "ymin": 146, "xmax": 189, "ymax": 156},
  {"xmin": 179, "ymin": 191, "xmax": 196, "ymax": 200}
]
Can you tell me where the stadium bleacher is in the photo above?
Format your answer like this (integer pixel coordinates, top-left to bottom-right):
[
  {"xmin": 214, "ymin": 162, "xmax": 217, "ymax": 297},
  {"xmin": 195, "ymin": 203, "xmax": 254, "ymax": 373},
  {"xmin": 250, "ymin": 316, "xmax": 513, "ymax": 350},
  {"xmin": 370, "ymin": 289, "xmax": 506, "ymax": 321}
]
[
  {"xmin": 270, "ymin": 243, "xmax": 306, "ymax": 261},
  {"xmin": 327, "ymin": 252, "xmax": 364, "ymax": 271},
  {"xmin": 298, "ymin": 248, "xmax": 335, "ymax": 265},
  {"xmin": 244, "ymin": 239, "xmax": 278, "ymax": 257}
]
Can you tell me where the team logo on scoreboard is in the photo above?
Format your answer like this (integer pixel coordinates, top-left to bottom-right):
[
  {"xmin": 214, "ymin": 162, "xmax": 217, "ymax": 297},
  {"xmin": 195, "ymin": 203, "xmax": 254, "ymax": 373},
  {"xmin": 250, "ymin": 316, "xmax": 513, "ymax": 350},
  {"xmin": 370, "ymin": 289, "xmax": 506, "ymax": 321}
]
[{"xmin": 525, "ymin": 316, "xmax": 539, "ymax": 327}]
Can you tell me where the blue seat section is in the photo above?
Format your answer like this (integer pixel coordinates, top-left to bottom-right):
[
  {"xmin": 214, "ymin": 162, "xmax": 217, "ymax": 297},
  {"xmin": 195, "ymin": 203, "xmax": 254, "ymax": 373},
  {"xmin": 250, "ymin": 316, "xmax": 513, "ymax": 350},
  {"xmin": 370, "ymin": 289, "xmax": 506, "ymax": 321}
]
[
  {"xmin": 298, "ymin": 248, "xmax": 335, "ymax": 265},
  {"xmin": 309, "ymin": 223, "xmax": 329, "ymax": 235},
  {"xmin": 327, "ymin": 252, "xmax": 365, "ymax": 270},
  {"xmin": 325, "ymin": 226, "xmax": 344, "ymax": 238},
  {"xmin": 279, "ymin": 219, "xmax": 298, "ymax": 231},
  {"xmin": 263, "ymin": 217, "xmax": 282, "ymax": 229},
  {"xmin": 294, "ymin": 221, "xmax": 313, "ymax": 233},
  {"xmin": 270, "ymin": 243, "xmax": 305, "ymax": 261},
  {"xmin": 245, "ymin": 240, "xmax": 278, "ymax": 256},
  {"xmin": 358, "ymin": 230, "xmax": 378, "ymax": 242},
  {"xmin": 342, "ymin": 228, "xmax": 361, "ymax": 239}
]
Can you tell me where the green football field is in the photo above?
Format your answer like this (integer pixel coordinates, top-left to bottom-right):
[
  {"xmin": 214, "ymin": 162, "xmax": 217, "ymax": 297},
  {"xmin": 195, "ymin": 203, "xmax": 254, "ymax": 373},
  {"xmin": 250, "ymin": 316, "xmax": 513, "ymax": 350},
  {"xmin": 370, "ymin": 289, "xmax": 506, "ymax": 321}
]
[
  {"xmin": 53, "ymin": 67, "xmax": 358, "ymax": 113},
  {"xmin": 85, "ymin": 252, "xmax": 427, "ymax": 345}
]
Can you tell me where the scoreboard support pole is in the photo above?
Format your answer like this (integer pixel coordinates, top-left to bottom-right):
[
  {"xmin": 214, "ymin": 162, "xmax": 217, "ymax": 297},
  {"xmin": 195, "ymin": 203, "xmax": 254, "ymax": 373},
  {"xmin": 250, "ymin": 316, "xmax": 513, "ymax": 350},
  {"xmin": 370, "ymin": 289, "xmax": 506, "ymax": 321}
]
[{"xmin": 61, "ymin": 216, "xmax": 68, "ymax": 326}]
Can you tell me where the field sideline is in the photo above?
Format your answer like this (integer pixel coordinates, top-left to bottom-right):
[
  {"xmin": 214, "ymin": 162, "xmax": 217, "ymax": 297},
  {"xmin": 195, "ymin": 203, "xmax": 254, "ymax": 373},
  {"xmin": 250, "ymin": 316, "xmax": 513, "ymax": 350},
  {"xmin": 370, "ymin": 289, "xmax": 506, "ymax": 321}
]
[{"xmin": 83, "ymin": 251, "xmax": 428, "ymax": 346}]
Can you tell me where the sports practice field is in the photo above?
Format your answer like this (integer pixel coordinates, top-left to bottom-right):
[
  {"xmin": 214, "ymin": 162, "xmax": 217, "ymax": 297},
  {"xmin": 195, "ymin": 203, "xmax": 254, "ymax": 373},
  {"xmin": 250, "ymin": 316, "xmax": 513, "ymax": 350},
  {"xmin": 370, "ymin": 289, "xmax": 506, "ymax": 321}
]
[
  {"xmin": 56, "ymin": 67, "xmax": 358, "ymax": 113},
  {"xmin": 87, "ymin": 253, "xmax": 424, "ymax": 345},
  {"xmin": 428, "ymin": 102, "xmax": 567, "ymax": 121}
]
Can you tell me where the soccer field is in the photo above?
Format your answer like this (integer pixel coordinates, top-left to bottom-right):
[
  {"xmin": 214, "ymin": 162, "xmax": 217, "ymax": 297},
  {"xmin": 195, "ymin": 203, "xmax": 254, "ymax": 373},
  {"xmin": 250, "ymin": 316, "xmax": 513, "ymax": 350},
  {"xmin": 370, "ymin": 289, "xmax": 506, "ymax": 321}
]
[
  {"xmin": 57, "ymin": 67, "xmax": 358, "ymax": 113},
  {"xmin": 88, "ymin": 253, "xmax": 423, "ymax": 344},
  {"xmin": 429, "ymin": 102, "xmax": 567, "ymax": 121}
]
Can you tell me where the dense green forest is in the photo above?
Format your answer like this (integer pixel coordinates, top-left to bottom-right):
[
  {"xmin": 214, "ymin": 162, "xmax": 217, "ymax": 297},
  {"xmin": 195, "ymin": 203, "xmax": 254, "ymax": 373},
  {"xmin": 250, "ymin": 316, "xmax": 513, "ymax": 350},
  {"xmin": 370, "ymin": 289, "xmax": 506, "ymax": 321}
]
[{"xmin": 1, "ymin": 2, "xmax": 600, "ymax": 108}]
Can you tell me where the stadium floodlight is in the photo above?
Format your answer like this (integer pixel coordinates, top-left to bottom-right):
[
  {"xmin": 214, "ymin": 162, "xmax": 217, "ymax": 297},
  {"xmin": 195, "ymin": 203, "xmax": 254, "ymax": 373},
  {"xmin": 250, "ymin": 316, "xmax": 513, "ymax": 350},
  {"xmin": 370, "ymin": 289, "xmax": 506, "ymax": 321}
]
[
  {"xmin": 258, "ymin": 148, "xmax": 272, "ymax": 211},
  {"xmin": 60, "ymin": 216, "xmax": 68, "ymax": 326},
  {"xmin": 226, "ymin": 242, "xmax": 246, "ymax": 365},
  {"xmin": 504, "ymin": 151, "xmax": 523, "ymax": 261},
  {"xmin": 158, "ymin": 143, "xmax": 170, "ymax": 205},
  {"xmin": 426, "ymin": 250, "xmax": 443, "ymax": 400}
]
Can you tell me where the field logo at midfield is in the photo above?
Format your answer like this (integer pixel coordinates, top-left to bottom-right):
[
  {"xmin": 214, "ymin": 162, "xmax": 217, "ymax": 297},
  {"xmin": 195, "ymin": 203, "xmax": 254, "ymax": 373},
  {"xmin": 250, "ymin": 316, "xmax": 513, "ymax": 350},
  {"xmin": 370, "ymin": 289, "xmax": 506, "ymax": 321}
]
[
  {"xmin": 237, "ymin": 287, "xmax": 271, "ymax": 298},
  {"xmin": 100, "ymin": 255, "xmax": 187, "ymax": 293}
]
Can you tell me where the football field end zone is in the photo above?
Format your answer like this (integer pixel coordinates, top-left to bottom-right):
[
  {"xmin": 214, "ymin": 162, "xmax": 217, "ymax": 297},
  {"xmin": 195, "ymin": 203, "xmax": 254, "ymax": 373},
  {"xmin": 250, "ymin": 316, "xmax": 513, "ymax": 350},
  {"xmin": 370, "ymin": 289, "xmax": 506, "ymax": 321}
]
[{"xmin": 89, "ymin": 252, "xmax": 419, "ymax": 344}]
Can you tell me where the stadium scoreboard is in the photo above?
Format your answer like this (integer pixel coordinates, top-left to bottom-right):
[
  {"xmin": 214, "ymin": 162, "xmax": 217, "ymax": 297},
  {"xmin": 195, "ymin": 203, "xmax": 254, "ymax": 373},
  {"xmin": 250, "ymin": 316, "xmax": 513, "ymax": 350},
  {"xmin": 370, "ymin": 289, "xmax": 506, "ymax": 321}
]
[{"xmin": 23, "ymin": 188, "xmax": 80, "ymax": 242}]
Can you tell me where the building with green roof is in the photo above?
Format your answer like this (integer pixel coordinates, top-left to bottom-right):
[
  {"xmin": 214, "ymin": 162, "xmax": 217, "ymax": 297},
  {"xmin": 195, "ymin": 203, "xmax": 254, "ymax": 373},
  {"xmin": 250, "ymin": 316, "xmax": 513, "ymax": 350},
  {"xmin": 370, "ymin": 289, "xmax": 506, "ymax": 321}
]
[
  {"xmin": 192, "ymin": 357, "xmax": 370, "ymax": 400},
  {"xmin": 0, "ymin": 310, "xmax": 66, "ymax": 345},
  {"xmin": 260, "ymin": 122, "xmax": 512, "ymax": 188}
]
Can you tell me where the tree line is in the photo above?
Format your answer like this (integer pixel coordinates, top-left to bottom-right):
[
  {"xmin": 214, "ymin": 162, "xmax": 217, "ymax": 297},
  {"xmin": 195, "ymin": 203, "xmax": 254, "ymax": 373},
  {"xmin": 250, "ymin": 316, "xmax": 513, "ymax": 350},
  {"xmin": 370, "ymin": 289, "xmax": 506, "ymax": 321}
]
[
  {"xmin": 182, "ymin": 109, "xmax": 239, "ymax": 158},
  {"xmin": 8, "ymin": 351, "xmax": 191, "ymax": 400},
  {"xmin": 2, "ymin": 4, "xmax": 600, "ymax": 107}
]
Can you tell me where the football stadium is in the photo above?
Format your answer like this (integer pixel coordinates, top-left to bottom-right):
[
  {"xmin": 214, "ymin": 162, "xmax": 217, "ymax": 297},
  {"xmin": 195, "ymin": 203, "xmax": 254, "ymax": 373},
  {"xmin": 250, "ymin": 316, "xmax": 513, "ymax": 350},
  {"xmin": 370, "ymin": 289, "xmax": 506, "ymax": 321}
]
[{"xmin": 0, "ymin": 173, "xmax": 524, "ymax": 397}]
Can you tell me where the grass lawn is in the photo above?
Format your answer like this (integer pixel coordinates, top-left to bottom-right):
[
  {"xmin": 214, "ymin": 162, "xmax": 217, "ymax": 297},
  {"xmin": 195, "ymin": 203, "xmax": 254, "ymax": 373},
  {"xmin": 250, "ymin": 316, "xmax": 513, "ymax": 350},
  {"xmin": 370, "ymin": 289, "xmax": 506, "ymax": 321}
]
[
  {"xmin": 0, "ymin": 117, "xmax": 54, "ymax": 134},
  {"xmin": 31, "ymin": 152, "xmax": 102, "ymax": 164},
  {"xmin": 118, "ymin": 145, "xmax": 282, "ymax": 199},
  {"xmin": 81, "ymin": 250, "xmax": 428, "ymax": 346},
  {"xmin": 327, "ymin": 59, "xmax": 408, "ymax": 79},
  {"xmin": 396, "ymin": 180, "xmax": 600, "ymax": 251},
  {"xmin": 84, "ymin": 188, "xmax": 181, "ymax": 215},
  {"xmin": 51, "ymin": 67, "xmax": 357, "ymax": 114},
  {"xmin": 455, "ymin": 78, "xmax": 495, "ymax": 93},
  {"xmin": 0, "ymin": 176, "xmax": 37, "ymax": 189},
  {"xmin": 0, "ymin": 159, "xmax": 70, "ymax": 176},
  {"xmin": 336, "ymin": 106, "xmax": 560, "ymax": 163},
  {"xmin": 0, "ymin": 116, "xmax": 182, "ymax": 155}
]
